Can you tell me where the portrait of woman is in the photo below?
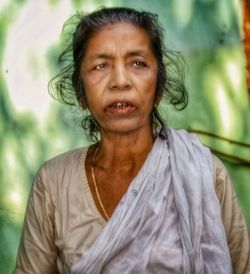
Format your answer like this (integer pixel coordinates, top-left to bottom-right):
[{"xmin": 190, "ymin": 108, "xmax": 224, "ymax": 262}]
[{"xmin": 13, "ymin": 6, "xmax": 249, "ymax": 274}]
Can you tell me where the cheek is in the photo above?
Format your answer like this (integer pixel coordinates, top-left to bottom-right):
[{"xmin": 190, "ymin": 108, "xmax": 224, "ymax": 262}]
[
  {"xmin": 83, "ymin": 71, "xmax": 108, "ymax": 86},
  {"xmin": 143, "ymin": 76, "xmax": 158, "ymax": 110},
  {"xmin": 137, "ymin": 70, "xmax": 158, "ymax": 98},
  {"xmin": 81, "ymin": 73, "xmax": 109, "ymax": 106},
  {"xmin": 135, "ymin": 66, "xmax": 158, "ymax": 86},
  {"xmin": 79, "ymin": 80, "xmax": 95, "ymax": 111}
]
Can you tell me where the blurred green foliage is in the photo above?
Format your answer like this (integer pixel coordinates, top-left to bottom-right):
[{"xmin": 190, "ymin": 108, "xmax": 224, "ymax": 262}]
[{"xmin": 0, "ymin": 0, "xmax": 249, "ymax": 273}]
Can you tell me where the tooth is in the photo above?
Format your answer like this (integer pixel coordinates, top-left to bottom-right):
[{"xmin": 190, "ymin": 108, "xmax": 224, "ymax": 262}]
[{"xmin": 117, "ymin": 103, "xmax": 122, "ymax": 108}]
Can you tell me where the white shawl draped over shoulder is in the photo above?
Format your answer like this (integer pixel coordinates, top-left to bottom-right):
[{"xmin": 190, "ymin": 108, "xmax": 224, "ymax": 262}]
[{"xmin": 70, "ymin": 128, "xmax": 232, "ymax": 274}]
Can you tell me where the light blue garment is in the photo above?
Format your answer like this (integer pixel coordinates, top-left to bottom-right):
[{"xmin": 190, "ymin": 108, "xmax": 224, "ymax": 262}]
[{"xmin": 71, "ymin": 128, "xmax": 232, "ymax": 274}]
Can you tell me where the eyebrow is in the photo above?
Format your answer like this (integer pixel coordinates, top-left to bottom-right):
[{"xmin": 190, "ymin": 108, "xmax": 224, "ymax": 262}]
[
  {"xmin": 127, "ymin": 50, "xmax": 148, "ymax": 58},
  {"xmin": 89, "ymin": 50, "xmax": 149, "ymax": 61}
]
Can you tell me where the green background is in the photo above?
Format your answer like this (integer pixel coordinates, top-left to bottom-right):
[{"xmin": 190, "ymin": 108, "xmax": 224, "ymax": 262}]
[{"xmin": 0, "ymin": 0, "xmax": 249, "ymax": 273}]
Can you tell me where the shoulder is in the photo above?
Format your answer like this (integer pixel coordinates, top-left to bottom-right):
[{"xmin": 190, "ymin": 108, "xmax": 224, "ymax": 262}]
[
  {"xmin": 211, "ymin": 154, "xmax": 236, "ymax": 213},
  {"xmin": 34, "ymin": 146, "xmax": 89, "ymax": 191},
  {"xmin": 211, "ymin": 154, "xmax": 235, "ymax": 205},
  {"xmin": 44, "ymin": 146, "xmax": 89, "ymax": 172},
  {"xmin": 211, "ymin": 155, "xmax": 250, "ymax": 272},
  {"xmin": 47, "ymin": 146, "xmax": 89, "ymax": 164},
  {"xmin": 212, "ymin": 154, "xmax": 228, "ymax": 180}
]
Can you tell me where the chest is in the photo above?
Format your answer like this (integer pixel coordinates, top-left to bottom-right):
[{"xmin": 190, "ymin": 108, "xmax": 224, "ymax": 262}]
[
  {"xmin": 86, "ymin": 164, "xmax": 138, "ymax": 220},
  {"xmin": 53, "ymin": 175, "xmax": 182, "ymax": 273}
]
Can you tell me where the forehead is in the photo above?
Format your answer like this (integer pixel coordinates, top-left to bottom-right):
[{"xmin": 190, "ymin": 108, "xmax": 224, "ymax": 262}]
[{"xmin": 84, "ymin": 22, "xmax": 152, "ymax": 58}]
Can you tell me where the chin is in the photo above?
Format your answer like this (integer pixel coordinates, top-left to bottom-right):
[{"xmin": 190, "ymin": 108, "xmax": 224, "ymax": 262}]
[{"xmin": 102, "ymin": 120, "xmax": 150, "ymax": 135}]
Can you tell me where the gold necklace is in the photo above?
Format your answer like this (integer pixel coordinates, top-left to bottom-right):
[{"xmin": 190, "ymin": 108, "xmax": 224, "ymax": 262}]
[{"xmin": 91, "ymin": 145, "xmax": 109, "ymax": 221}]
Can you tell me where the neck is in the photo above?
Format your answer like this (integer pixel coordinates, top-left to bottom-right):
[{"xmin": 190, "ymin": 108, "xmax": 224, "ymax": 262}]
[{"xmin": 96, "ymin": 125, "xmax": 154, "ymax": 170}]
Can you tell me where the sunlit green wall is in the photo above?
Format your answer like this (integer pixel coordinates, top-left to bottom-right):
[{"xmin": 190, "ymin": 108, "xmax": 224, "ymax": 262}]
[{"xmin": 1, "ymin": 0, "xmax": 249, "ymax": 273}]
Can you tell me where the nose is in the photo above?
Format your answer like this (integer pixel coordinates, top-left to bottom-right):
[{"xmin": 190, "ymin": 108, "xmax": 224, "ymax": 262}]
[{"xmin": 109, "ymin": 63, "xmax": 131, "ymax": 91}]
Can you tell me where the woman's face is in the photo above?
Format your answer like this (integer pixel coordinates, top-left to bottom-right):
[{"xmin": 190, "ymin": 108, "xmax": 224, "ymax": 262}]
[{"xmin": 80, "ymin": 22, "xmax": 158, "ymax": 135}]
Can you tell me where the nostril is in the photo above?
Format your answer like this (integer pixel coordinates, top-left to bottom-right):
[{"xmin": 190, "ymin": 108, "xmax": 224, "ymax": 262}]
[{"xmin": 110, "ymin": 83, "xmax": 131, "ymax": 91}]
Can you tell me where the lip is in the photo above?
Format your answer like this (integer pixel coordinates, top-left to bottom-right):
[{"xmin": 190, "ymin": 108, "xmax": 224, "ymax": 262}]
[
  {"xmin": 106, "ymin": 99, "xmax": 136, "ymax": 108},
  {"xmin": 105, "ymin": 99, "xmax": 137, "ymax": 115}
]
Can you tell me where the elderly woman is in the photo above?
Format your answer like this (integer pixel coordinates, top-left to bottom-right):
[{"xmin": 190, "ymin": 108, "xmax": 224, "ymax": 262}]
[{"xmin": 14, "ymin": 7, "xmax": 249, "ymax": 274}]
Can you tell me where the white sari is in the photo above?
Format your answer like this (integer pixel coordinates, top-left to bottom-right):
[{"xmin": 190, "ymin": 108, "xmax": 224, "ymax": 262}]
[{"xmin": 71, "ymin": 128, "xmax": 232, "ymax": 274}]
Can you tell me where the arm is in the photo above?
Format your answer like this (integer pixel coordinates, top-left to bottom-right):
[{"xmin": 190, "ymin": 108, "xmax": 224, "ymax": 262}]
[
  {"xmin": 13, "ymin": 166, "xmax": 58, "ymax": 274},
  {"xmin": 213, "ymin": 156, "xmax": 250, "ymax": 274}
]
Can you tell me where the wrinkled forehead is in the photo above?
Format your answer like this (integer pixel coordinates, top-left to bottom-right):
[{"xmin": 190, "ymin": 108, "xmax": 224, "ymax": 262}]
[{"xmin": 83, "ymin": 22, "xmax": 153, "ymax": 58}]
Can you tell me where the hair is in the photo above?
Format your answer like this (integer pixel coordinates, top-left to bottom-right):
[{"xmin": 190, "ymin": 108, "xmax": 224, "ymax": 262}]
[{"xmin": 49, "ymin": 6, "xmax": 188, "ymax": 141}]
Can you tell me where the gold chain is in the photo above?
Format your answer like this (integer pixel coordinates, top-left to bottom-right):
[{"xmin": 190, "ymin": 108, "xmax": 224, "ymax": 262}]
[{"xmin": 91, "ymin": 145, "xmax": 109, "ymax": 221}]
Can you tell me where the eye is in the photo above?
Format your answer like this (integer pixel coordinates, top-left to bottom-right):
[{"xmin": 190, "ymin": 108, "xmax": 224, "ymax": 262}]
[
  {"xmin": 94, "ymin": 63, "xmax": 108, "ymax": 70},
  {"xmin": 131, "ymin": 60, "xmax": 146, "ymax": 68}
]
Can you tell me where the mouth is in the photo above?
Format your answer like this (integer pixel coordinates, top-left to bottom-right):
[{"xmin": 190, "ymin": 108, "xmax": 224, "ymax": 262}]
[
  {"xmin": 109, "ymin": 102, "xmax": 134, "ymax": 109},
  {"xmin": 106, "ymin": 100, "xmax": 136, "ymax": 115}
]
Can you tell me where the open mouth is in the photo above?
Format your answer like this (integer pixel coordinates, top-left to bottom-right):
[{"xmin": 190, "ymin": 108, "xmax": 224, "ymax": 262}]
[
  {"xmin": 109, "ymin": 102, "xmax": 134, "ymax": 109},
  {"xmin": 106, "ymin": 101, "xmax": 136, "ymax": 115}
]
